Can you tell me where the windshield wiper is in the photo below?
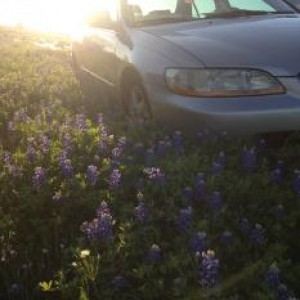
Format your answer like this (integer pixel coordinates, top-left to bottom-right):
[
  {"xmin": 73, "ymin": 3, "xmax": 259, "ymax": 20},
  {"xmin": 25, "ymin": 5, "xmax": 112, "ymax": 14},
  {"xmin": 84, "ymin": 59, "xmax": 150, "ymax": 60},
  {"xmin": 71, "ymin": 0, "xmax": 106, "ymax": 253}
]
[
  {"xmin": 203, "ymin": 10, "xmax": 294, "ymax": 19},
  {"xmin": 134, "ymin": 17, "xmax": 194, "ymax": 26}
]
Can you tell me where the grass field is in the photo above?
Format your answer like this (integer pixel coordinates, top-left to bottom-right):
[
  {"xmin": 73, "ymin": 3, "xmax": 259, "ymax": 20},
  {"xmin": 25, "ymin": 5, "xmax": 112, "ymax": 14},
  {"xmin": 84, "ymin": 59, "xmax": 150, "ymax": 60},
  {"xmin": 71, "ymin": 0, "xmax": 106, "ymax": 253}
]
[{"xmin": 0, "ymin": 26, "xmax": 299, "ymax": 299}]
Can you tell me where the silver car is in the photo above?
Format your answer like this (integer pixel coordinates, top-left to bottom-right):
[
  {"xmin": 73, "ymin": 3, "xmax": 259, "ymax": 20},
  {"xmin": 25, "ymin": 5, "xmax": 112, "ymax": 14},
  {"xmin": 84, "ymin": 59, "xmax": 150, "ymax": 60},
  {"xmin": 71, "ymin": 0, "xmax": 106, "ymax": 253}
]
[
  {"xmin": 284, "ymin": 0, "xmax": 300, "ymax": 10},
  {"xmin": 72, "ymin": 0, "xmax": 300, "ymax": 135}
]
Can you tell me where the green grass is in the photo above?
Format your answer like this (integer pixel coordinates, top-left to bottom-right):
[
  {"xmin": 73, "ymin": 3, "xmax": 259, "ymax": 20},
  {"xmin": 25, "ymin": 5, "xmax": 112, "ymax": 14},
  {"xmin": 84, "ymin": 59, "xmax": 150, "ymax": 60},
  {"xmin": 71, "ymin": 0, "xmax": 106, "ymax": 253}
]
[{"xmin": 0, "ymin": 26, "xmax": 299, "ymax": 300}]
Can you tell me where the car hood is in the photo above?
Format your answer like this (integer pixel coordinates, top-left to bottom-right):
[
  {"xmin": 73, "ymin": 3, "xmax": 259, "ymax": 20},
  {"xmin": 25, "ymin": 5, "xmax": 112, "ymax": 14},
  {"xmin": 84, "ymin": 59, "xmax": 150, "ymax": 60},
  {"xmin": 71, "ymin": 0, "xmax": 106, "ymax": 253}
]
[{"xmin": 142, "ymin": 15, "xmax": 300, "ymax": 76}]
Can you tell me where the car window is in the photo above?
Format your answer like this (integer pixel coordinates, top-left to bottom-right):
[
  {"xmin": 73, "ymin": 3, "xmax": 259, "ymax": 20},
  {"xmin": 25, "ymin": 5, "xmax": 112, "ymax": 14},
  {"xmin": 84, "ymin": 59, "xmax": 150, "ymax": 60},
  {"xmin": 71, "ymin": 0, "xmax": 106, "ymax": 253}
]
[
  {"xmin": 124, "ymin": 0, "xmax": 294, "ymax": 26},
  {"xmin": 228, "ymin": 0, "xmax": 275, "ymax": 11},
  {"xmin": 192, "ymin": 0, "xmax": 216, "ymax": 17}
]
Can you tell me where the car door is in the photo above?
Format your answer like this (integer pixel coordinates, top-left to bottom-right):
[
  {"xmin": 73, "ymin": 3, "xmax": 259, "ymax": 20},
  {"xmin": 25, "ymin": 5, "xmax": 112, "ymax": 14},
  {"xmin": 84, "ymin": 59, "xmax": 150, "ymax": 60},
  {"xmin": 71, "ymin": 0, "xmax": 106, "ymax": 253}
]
[{"xmin": 81, "ymin": 0, "xmax": 119, "ymax": 89}]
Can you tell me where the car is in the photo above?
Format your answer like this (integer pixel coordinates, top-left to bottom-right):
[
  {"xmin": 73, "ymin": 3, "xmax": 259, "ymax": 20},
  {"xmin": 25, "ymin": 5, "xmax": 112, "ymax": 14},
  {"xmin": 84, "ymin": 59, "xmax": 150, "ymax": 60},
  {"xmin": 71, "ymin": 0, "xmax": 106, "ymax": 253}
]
[
  {"xmin": 284, "ymin": 0, "xmax": 300, "ymax": 10},
  {"xmin": 72, "ymin": 0, "xmax": 300, "ymax": 135}
]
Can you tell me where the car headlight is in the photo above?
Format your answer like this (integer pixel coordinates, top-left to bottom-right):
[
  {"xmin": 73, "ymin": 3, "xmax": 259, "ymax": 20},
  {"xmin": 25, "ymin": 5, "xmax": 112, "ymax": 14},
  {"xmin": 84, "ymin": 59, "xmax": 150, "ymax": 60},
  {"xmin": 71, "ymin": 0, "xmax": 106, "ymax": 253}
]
[{"xmin": 165, "ymin": 68, "xmax": 285, "ymax": 97}]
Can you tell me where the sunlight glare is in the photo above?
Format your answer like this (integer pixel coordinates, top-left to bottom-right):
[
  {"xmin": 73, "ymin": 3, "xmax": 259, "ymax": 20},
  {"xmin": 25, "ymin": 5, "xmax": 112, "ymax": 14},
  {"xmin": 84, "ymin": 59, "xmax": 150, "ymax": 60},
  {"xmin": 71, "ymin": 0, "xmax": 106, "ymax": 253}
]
[{"xmin": 0, "ymin": 0, "xmax": 111, "ymax": 35}]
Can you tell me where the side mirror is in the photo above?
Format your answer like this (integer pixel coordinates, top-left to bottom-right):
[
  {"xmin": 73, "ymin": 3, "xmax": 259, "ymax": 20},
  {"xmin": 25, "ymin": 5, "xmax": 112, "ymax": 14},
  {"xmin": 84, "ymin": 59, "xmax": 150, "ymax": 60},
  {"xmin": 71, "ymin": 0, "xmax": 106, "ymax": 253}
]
[{"xmin": 87, "ymin": 11, "xmax": 112, "ymax": 28}]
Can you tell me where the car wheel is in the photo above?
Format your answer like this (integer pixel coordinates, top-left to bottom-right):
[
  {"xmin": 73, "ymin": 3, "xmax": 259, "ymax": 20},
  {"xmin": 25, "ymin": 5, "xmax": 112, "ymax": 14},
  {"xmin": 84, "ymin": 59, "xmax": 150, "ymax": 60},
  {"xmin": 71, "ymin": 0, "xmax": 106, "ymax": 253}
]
[{"xmin": 123, "ymin": 76, "xmax": 152, "ymax": 124}]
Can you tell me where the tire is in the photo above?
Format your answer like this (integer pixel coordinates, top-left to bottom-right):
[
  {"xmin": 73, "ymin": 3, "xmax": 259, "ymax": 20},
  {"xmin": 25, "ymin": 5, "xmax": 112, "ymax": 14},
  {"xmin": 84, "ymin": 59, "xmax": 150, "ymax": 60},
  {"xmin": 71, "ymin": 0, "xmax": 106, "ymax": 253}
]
[{"xmin": 123, "ymin": 76, "xmax": 152, "ymax": 124}]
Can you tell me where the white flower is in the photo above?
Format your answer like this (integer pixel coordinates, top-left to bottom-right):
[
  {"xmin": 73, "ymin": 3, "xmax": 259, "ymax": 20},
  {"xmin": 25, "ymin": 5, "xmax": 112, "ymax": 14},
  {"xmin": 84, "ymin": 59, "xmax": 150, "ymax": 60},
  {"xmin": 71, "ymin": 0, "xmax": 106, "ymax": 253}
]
[{"xmin": 80, "ymin": 249, "xmax": 90, "ymax": 258}]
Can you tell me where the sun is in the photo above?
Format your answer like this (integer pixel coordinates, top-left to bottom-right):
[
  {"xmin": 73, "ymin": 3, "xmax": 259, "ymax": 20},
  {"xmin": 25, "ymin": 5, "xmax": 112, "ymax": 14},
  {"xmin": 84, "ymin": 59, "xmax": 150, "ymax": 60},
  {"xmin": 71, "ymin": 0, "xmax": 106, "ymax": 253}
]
[{"xmin": 0, "ymin": 0, "xmax": 102, "ymax": 35}]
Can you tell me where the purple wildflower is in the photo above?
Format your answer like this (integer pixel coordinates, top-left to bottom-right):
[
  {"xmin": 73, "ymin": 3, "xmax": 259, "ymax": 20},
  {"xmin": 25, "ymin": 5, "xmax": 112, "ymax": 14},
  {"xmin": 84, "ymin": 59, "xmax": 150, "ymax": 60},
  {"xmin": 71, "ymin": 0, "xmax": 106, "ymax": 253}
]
[
  {"xmin": 176, "ymin": 207, "xmax": 193, "ymax": 232},
  {"xmin": 270, "ymin": 168, "xmax": 282, "ymax": 185},
  {"xmin": 135, "ymin": 201, "xmax": 149, "ymax": 223},
  {"xmin": 198, "ymin": 250, "xmax": 219, "ymax": 288},
  {"xmin": 220, "ymin": 231, "xmax": 233, "ymax": 245},
  {"xmin": 26, "ymin": 144, "xmax": 37, "ymax": 163},
  {"xmin": 293, "ymin": 170, "xmax": 300, "ymax": 195},
  {"xmin": 3, "ymin": 152, "xmax": 22, "ymax": 177},
  {"xmin": 190, "ymin": 232, "xmax": 207, "ymax": 253},
  {"xmin": 240, "ymin": 218, "xmax": 251, "ymax": 235},
  {"xmin": 9, "ymin": 283, "xmax": 21, "ymax": 297},
  {"xmin": 195, "ymin": 173, "xmax": 206, "ymax": 202},
  {"xmin": 134, "ymin": 143, "xmax": 145, "ymax": 157},
  {"xmin": 147, "ymin": 244, "xmax": 162, "ymax": 263},
  {"xmin": 250, "ymin": 224, "xmax": 266, "ymax": 246},
  {"xmin": 211, "ymin": 161, "xmax": 223, "ymax": 175},
  {"xmin": 172, "ymin": 131, "xmax": 184, "ymax": 155},
  {"xmin": 109, "ymin": 169, "xmax": 121, "ymax": 190},
  {"xmin": 241, "ymin": 147, "xmax": 256, "ymax": 174},
  {"xmin": 217, "ymin": 151, "xmax": 226, "ymax": 165},
  {"xmin": 209, "ymin": 191, "xmax": 222, "ymax": 212},
  {"xmin": 144, "ymin": 167, "xmax": 165, "ymax": 184},
  {"xmin": 276, "ymin": 284, "xmax": 291, "ymax": 300},
  {"xmin": 99, "ymin": 126, "xmax": 108, "ymax": 154},
  {"xmin": 32, "ymin": 167, "xmax": 46, "ymax": 188},
  {"xmin": 112, "ymin": 275, "xmax": 128, "ymax": 290},
  {"xmin": 62, "ymin": 133, "xmax": 73, "ymax": 155},
  {"xmin": 86, "ymin": 165, "xmax": 99, "ymax": 186},
  {"xmin": 75, "ymin": 113, "xmax": 87, "ymax": 131},
  {"xmin": 59, "ymin": 158, "xmax": 74, "ymax": 178},
  {"xmin": 81, "ymin": 201, "xmax": 113, "ymax": 241},
  {"xmin": 266, "ymin": 263, "xmax": 281, "ymax": 290},
  {"xmin": 157, "ymin": 140, "xmax": 167, "ymax": 157}
]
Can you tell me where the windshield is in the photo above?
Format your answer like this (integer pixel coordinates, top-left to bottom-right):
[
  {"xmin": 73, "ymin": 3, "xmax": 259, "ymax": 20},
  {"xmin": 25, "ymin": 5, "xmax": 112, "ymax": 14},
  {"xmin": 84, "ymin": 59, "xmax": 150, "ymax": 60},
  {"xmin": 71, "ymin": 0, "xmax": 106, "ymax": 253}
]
[
  {"xmin": 123, "ymin": 0, "xmax": 295, "ymax": 25},
  {"xmin": 284, "ymin": 0, "xmax": 300, "ymax": 10}
]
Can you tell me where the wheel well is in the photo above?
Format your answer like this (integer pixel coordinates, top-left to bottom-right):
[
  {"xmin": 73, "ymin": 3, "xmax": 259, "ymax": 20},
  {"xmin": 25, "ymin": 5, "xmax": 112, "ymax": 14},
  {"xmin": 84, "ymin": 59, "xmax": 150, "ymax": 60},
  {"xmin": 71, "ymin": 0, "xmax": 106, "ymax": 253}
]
[{"xmin": 120, "ymin": 67, "xmax": 143, "ymax": 93}]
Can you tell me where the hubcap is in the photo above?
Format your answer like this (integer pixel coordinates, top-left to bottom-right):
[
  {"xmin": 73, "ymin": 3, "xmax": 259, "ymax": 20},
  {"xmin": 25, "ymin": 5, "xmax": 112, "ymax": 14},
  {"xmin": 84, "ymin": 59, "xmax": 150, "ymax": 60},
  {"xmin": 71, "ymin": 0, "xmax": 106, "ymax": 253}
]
[{"xmin": 128, "ymin": 86, "xmax": 151, "ymax": 122}]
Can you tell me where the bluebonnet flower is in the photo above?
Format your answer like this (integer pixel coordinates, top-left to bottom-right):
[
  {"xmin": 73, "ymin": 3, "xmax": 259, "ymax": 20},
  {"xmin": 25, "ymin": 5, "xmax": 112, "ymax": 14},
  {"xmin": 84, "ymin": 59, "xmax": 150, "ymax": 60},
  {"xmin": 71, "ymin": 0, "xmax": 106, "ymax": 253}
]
[
  {"xmin": 135, "ymin": 201, "xmax": 149, "ymax": 223},
  {"xmin": 147, "ymin": 244, "xmax": 162, "ymax": 263},
  {"xmin": 75, "ymin": 113, "xmax": 87, "ymax": 131},
  {"xmin": 117, "ymin": 136, "xmax": 127, "ymax": 151},
  {"xmin": 211, "ymin": 161, "xmax": 223, "ymax": 175},
  {"xmin": 270, "ymin": 168, "xmax": 283, "ymax": 185},
  {"xmin": 8, "ymin": 283, "xmax": 21, "ymax": 297},
  {"xmin": 220, "ymin": 231, "xmax": 233, "ymax": 245},
  {"xmin": 241, "ymin": 147, "xmax": 256, "ymax": 174},
  {"xmin": 32, "ymin": 167, "xmax": 46, "ymax": 188},
  {"xmin": 266, "ymin": 263, "xmax": 281, "ymax": 290},
  {"xmin": 144, "ymin": 167, "xmax": 165, "ymax": 184},
  {"xmin": 195, "ymin": 173, "xmax": 206, "ymax": 202},
  {"xmin": 257, "ymin": 138, "xmax": 267, "ymax": 152},
  {"xmin": 172, "ymin": 131, "xmax": 184, "ymax": 155},
  {"xmin": 293, "ymin": 170, "xmax": 300, "ymax": 195},
  {"xmin": 217, "ymin": 151, "xmax": 226, "ymax": 165},
  {"xmin": 95, "ymin": 113, "xmax": 104, "ymax": 126},
  {"xmin": 157, "ymin": 140, "xmax": 168, "ymax": 157},
  {"xmin": 112, "ymin": 275, "xmax": 128, "ymax": 290},
  {"xmin": 277, "ymin": 160, "xmax": 285, "ymax": 173},
  {"xmin": 266, "ymin": 264, "xmax": 294, "ymax": 300},
  {"xmin": 250, "ymin": 224, "xmax": 266, "ymax": 246},
  {"xmin": 198, "ymin": 250, "xmax": 219, "ymax": 288},
  {"xmin": 276, "ymin": 284, "xmax": 291, "ymax": 300},
  {"xmin": 59, "ymin": 158, "xmax": 74, "ymax": 178},
  {"xmin": 3, "ymin": 152, "xmax": 22, "ymax": 177},
  {"xmin": 176, "ymin": 207, "xmax": 193, "ymax": 232},
  {"xmin": 190, "ymin": 232, "xmax": 207, "ymax": 253},
  {"xmin": 26, "ymin": 144, "xmax": 37, "ymax": 163},
  {"xmin": 62, "ymin": 133, "xmax": 73, "ymax": 155},
  {"xmin": 109, "ymin": 169, "xmax": 121, "ymax": 190},
  {"xmin": 81, "ymin": 201, "xmax": 113, "ymax": 241},
  {"xmin": 145, "ymin": 149, "xmax": 155, "ymax": 167},
  {"xmin": 99, "ymin": 125, "xmax": 109, "ymax": 154},
  {"xmin": 240, "ymin": 218, "xmax": 251, "ymax": 235},
  {"xmin": 86, "ymin": 165, "xmax": 99, "ymax": 186},
  {"xmin": 209, "ymin": 191, "xmax": 223, "ymax": 212}
]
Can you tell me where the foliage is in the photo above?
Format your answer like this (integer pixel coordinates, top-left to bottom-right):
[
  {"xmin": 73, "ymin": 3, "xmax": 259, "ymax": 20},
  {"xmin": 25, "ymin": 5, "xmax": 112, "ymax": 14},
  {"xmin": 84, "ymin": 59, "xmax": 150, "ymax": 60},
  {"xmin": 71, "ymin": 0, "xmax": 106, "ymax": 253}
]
[{"xmin": 0, "ymin": 26, "xmax": 299, "ymax": 300}]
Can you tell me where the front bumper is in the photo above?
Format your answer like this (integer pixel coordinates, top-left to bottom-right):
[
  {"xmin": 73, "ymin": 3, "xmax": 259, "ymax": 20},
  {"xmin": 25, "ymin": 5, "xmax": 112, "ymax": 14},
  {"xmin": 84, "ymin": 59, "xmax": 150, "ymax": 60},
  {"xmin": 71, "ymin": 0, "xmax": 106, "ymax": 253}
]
[{"xmin": 149, "ymin": 77, "xmax": 300, "ymax": 135}]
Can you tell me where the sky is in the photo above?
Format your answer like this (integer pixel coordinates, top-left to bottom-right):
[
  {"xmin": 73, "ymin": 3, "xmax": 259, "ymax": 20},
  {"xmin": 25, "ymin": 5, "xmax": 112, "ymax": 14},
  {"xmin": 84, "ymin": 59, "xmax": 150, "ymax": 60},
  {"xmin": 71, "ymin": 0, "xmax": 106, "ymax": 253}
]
[{"xmin": 0, "ymin": 0, "xmax": 91, "ymax": 34}]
